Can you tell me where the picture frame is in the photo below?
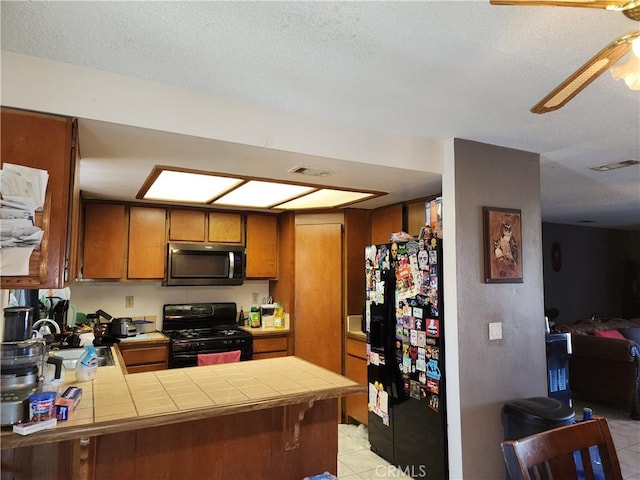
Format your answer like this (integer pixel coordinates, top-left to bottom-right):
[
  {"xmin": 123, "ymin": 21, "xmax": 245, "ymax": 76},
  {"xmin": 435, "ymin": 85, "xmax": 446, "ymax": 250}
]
[{"xmin": 483, "ymin": 206, "xmax": 523, "ymax": 283}]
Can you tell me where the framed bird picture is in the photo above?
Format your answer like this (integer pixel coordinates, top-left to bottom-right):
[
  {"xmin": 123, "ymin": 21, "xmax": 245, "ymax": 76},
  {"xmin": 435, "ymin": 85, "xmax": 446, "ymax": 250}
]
[{"xmin": 483, "ymin": 206, "xmax": 523, "ymax": 283}]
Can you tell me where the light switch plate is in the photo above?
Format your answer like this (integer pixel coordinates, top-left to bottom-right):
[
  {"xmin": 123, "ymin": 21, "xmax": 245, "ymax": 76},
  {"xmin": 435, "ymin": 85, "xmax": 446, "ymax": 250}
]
[{"xmin": 489, "ymin": 322, "xmax": 502, "ymax": 340}]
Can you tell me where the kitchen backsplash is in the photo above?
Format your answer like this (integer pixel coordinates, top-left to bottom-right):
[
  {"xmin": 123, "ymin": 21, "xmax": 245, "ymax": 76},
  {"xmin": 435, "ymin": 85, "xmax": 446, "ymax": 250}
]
[{"xmin": 69, "ymin": 281, "xmax": 270, "ymax": 330}]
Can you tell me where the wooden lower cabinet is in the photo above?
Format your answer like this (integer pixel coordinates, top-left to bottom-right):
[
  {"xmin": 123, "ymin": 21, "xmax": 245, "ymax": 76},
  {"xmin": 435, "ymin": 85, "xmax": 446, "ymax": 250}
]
[
  {"xmin": 344, "ymin": 337, "xmax": 368, "ymax": 425},
  {"xmin": 252, "ymin": 335, "xmax": 289, "ymax": 360},
  {"xmin": 1, "ymin": 399, "xmax": 339, "ymax": 480},
  {"xmin": 118, "ymin": 342, "xmax": 168, "ymax": 373}
]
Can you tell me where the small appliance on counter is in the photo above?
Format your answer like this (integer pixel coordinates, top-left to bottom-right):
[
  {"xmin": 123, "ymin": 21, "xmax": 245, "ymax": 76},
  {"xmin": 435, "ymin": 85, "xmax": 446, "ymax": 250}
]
[
  {"xmin": 260, "ymin": 304, "xmax": 276, "ymax": 328},
  {"xmin": 1, "ymin": 306, "xmax": 46, "ymax": 426},
  {"xmin": 110, "ymin": 318, "xmax": 138, "ymax": 338}
]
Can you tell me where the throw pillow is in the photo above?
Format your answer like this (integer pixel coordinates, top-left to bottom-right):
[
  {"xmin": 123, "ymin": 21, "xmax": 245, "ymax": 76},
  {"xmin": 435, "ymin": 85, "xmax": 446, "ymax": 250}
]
[
  {"xmin": 592, "ymin": 329, "xmax": 625, "ymax": 339},
  {"xmin": 618, "ymin": 327, "xmax": 640, "ymax": 344}
]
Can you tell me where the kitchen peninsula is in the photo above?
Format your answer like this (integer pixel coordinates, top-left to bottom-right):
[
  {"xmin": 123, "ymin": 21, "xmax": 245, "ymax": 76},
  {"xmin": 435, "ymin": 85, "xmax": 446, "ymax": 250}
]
[{"xmin": 1, "ymin": 355, "xmax": 365, "ymax": 480}]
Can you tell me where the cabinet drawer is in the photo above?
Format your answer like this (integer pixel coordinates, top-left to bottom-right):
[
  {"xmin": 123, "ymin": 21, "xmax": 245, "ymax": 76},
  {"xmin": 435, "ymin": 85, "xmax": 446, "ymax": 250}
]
[
  {"xmin": 126, "ymin": 363, "xmax": 167, "ymax": 374},
  {"xmin": 346, "ymin": 338, "xmax": 367, "ymax": 359},
  {"xmin": 253, "ymin": 351, "xmax": 288, "ymax": 360},
  {"xmin": 253, "ymin": 336, "xmax": 288, "ymax": 354},
  {"xmin": 120, "ymin": 346, "xmax": 168, "ymax": 366}
]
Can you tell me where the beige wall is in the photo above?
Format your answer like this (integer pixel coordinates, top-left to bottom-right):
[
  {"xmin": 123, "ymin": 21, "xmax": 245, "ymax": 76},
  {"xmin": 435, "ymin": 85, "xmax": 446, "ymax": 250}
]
[
  {"xmin": 3, "ymin": 52, "xmax": 551, "ymax": 478},
  {"xmin": 447, "ymin": 138, "xmax": 546, "ymax": 479},
  {"xmin": 542, "ymin": 223, "xmax": 640, "ymax": 323}
]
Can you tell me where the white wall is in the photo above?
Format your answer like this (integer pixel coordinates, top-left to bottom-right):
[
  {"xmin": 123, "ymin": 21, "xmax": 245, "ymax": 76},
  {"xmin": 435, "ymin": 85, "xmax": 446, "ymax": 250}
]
[
  {"xmin": 1, "ymin": 51, "xmax": 444, "ymax": 174},
  {"xmin": 69, "ymin": 281, "xmax": 270, "ymax": 330}
]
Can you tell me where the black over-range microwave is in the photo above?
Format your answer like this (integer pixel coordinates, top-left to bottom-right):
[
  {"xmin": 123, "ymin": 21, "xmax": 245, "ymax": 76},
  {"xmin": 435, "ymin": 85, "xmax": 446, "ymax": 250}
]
[{"xmin": 164, "ymin": 243, "xmax": 245, "ymax": 286}]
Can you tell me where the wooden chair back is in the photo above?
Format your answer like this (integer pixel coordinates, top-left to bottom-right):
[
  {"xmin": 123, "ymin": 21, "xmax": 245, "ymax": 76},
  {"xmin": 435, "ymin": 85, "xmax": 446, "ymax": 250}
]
[{"xmin": 501, "ymin": 417, "xmax": 623, "ymax": 480}]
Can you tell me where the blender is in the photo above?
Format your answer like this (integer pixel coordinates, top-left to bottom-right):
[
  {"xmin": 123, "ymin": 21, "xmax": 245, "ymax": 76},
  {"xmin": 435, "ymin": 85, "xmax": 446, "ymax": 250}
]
[{"xmin": 1, "ymin": 306, "xmax": 46, "ymax": 426}]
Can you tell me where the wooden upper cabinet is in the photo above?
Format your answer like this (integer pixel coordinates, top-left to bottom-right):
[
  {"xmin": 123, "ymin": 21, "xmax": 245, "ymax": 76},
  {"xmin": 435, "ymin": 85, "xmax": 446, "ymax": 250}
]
[
  {"xmin": 168, "ymin": 209, "xmax": 242, "ymax": 244},
  {"xmin": 128, "ymin": 207, "xmax": 166, "ymax": 279},
  {"xmin": 405, "ymin": 199, "xmax": 427, "ymax": 238},
  {"xmin": 246, "ymin": 214, "xmax": 278, "ymax": 279},
  {"xmin": 82, "ymin": 203, "xmax": 126, "ymax": 279},
  {"xmin": 169, "ymin": 209, "xmax": 205, "ymax": 242},
  {"xmin": 370, "ymin": 203, "xmax": 403, "ymax": 245},
  {"xmin": 0, "ymin": 108, "xmax": 75, "ymax": 289},
  {"xmin": 209, "ymin": 212, "xmax": 243, "ymax": 243}
]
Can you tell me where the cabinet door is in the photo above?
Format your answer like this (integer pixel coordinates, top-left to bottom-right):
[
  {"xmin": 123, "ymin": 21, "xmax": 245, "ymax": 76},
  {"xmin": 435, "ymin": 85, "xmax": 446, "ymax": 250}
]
[
  {"xmin": 345, "ymin": 338, "xmax": 368, "ymax": 425},
  {"xmin": 128, "ymin": 207, "xmax": 166, "ymax": 279},
  {"xmin": 82, "ymin": 204, "xmax": 126, "ymax": 279},
  {"xmin": 294, "ymin": 223, "xmax": 342, "ymax": 373},
  {"xmin": 252, "ymin": 336, "xmax": 289, "ymax": 360},
  {"xmin": 246, "ymin": 214, "xmax": 278, "ymax": 278},
  {"xmin": 169, "ymin": 209, "xmax": 205, "ymax": 242},
  {"xmin": 370, "ymin": 203, "xmax": 403, "ymax": 245},
  {"xmin": 208, "ymin": 212, "xmax": 243, "ymax": 243},
  {"xmin": 1, "ymin": 108, "xmax": 74, "ymax": 288}
]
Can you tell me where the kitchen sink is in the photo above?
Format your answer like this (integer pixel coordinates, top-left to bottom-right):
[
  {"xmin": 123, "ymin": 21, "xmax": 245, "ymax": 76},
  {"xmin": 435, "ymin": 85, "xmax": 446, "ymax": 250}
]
[{"xmin": 50, "ymin": 346, "xmax": 115, "ymax": 370}]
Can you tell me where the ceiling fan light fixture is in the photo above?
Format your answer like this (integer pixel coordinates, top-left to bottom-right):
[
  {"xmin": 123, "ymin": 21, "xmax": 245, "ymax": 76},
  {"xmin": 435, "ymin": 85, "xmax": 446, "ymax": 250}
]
[{"xmin": 610, "ymin": 53, "xmax": 640, "ymax": 89}]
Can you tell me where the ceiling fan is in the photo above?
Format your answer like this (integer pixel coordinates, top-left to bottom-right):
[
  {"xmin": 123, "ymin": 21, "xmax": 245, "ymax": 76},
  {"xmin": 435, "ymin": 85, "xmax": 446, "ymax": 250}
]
[{"xmin": 490, "ymin": 0, "xmax": 640, "ymax": 113}]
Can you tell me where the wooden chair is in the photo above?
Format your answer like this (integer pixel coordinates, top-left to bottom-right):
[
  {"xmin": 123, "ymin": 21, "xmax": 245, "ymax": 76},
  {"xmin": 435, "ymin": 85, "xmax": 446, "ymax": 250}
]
[{"xmin": 501, "ymin": 417, "xmax": 623, "ymax": 480}]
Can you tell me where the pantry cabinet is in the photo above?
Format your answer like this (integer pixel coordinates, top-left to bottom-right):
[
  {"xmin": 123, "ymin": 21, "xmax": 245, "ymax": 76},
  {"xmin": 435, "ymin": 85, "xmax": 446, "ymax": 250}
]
[
  {"xmin": 0, "ymin": 108, "xmax": 76, "ymax": 289},
  {"xmin": 246, "ymin": 214, "xmax": 278, "ymax": 279}
]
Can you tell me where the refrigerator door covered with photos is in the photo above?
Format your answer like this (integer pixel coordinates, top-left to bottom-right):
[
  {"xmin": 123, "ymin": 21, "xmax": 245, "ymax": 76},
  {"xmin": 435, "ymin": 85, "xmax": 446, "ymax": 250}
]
[{"xmin": 365, "ymin": 236, "xmax": 447, "ymax": 479}]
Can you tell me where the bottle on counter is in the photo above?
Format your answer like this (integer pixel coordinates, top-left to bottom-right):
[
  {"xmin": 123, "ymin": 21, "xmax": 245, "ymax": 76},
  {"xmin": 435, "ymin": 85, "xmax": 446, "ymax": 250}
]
[
  {"xmin": 250, "ymin": 306, "xmax": 261, "ymax": 328},
  {"xmin": 238, "ymin": 306, "xmax": 245, "ymax": 326},
  {"xmin": 274, "ymin": 302, "xmax": 285, "ymax": 329},
  {"xmin": 76, "ymin": 344, "xmax": 98, "ymax": 381}
]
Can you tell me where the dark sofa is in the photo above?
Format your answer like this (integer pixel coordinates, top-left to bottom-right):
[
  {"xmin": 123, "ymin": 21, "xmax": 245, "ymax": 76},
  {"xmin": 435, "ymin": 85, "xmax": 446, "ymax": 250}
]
[{"xmin": 552, "ymin": 318, "xmax": 640, "ymax": 420}]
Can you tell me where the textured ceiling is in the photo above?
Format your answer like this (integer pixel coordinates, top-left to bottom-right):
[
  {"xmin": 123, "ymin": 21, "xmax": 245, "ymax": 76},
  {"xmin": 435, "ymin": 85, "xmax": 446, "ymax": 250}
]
[{"xmin": 1, "ymin": 1, "xmax": 639, "ymax": 228}]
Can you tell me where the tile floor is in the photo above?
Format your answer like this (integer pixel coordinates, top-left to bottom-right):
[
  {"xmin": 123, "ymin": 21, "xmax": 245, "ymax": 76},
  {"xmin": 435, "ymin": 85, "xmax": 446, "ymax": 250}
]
[{"xmin": 337, "ymin": 400, "xmax": 640, "ymax": 479}]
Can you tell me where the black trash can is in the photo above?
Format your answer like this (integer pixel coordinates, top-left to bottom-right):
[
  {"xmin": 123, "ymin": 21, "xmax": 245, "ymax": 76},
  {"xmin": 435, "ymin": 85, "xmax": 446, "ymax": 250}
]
[{"xmin": 501, "ymin": 396, "xmax": 575, "ymax": 441}]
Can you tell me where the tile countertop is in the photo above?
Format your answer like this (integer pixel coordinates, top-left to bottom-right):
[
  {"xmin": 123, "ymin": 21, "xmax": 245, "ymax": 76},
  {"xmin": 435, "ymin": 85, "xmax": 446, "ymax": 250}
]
[
  {"xmin": 115, "ymin": 331, "xmax": 170, "ymax": 344},
  {"xmin": 1, "ymin": 354, "xmax": 364, "ymax": 450},
  {"xmin": 240, "ymin": 325, "xmax": 290, "ymax": 336}
]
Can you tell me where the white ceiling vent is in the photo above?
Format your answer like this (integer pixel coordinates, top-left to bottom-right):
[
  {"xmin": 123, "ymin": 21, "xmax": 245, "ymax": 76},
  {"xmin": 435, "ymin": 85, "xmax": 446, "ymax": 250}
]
[{"xmin": 288, "ymin": 165, "xmax": 336, "ymax": 177}]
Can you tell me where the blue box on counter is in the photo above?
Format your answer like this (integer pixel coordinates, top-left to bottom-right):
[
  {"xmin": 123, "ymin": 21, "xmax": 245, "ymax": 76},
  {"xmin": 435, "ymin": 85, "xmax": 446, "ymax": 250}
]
[{"xmin": 55, "ymin": 386, "xmax": 82, "ymax": 421}]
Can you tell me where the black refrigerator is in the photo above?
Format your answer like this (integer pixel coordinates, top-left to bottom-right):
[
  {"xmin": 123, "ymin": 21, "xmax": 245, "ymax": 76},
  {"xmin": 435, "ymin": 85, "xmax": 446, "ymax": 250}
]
[{"xmin": 365, "ymin": 236, "xmax": 448, "ymax": 479}]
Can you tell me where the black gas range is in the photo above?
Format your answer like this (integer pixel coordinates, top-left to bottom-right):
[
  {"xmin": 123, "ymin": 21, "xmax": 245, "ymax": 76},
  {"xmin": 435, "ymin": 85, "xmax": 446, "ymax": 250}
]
[{"xmin": 162, "ymin": 303, "xmax": 252, "ymax": 369}]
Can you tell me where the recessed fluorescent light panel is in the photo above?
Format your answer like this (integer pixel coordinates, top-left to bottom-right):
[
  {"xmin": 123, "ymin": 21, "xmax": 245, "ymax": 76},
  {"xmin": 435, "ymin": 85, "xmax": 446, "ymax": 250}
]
[
  {"xmin": 213, "ymin": 181, "xmax": 315, "ymax": 208},
  {"xmin": 276, "ymin": 189, "xmax": 375, "ymax": 210},
  {"xmin": 590, "ymin": 159, "xmax": 640, "ymax": 171},
  {"xmin": 139, "ymin": 166, "xmax": 385, "ymax": 209},
  {"xmin": 142, "ymin": 170, "xmax": 243, "ymax": 203}
]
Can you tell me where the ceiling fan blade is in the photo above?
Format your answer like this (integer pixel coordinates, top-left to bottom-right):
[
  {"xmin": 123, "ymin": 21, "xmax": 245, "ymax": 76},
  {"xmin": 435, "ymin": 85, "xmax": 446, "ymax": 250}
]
[
  {"xmin": 531, "ymin": 31, "xmax": 639, "ymax": 114},
  {"xmin": 490, "ymin": 0, "xmax": 640, "ymax": 10}
]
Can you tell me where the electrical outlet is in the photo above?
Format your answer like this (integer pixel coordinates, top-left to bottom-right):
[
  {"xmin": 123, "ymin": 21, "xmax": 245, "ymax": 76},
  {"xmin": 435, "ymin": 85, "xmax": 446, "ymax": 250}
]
[
  {"xmin": 489, "ymin": 322, "xmax": 502, "ymax": 340},
  {"xmin": 251, "ymin": 293, "xmax": 259, "ymax": 304},
  {"xmin": 125, "ymin": 296, "xmax": 134, "ymax": 309}
]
